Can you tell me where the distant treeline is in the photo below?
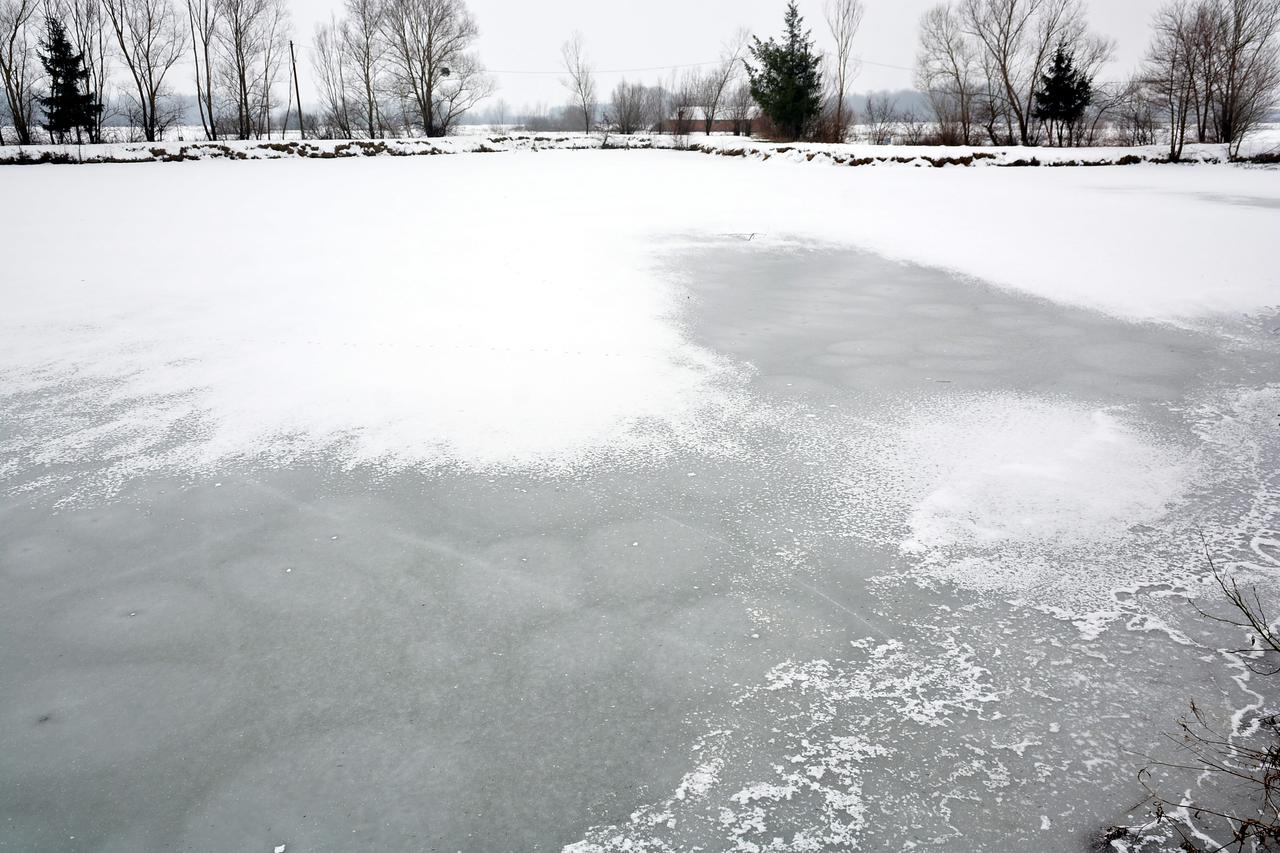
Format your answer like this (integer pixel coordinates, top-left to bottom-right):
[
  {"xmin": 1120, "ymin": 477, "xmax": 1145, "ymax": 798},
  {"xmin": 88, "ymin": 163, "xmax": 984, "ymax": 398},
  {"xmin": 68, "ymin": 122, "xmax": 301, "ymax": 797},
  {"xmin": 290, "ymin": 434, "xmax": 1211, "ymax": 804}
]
[{"xmin": 1, "ymin": 0, "xmax": 1278, "ymax": 156}]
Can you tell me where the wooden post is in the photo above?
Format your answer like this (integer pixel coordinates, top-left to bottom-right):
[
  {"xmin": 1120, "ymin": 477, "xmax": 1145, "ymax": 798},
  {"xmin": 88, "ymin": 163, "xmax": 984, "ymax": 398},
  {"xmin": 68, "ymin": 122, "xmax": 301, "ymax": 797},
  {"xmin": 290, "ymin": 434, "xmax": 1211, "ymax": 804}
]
[
  {"xmin": 290, "ymin": 40, "xmax": 305, "ymax": 140},
  {"xmin": 281, "ymin": 77, "xmax": 293, "ymax": 143}
]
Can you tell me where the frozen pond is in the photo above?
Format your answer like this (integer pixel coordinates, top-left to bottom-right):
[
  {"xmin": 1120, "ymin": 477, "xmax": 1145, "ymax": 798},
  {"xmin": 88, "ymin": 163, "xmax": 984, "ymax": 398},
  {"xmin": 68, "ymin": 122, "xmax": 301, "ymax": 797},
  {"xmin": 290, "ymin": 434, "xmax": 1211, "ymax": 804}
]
[{"xmin": 1, "ymin": 153, "xmax": 1278, "ymax": 851}]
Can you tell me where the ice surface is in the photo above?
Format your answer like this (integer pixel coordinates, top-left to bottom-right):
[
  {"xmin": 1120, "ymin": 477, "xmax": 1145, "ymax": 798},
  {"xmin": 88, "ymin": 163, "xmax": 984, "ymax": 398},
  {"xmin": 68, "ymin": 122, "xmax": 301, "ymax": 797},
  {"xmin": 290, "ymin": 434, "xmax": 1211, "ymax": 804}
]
[
  {"xmin": 1, "ymin": 153, "xmax": 1277, "ymax": 504},
  {"xmin": 1, "ymin": 151, "xmax": 1278, "ymax": 852}
]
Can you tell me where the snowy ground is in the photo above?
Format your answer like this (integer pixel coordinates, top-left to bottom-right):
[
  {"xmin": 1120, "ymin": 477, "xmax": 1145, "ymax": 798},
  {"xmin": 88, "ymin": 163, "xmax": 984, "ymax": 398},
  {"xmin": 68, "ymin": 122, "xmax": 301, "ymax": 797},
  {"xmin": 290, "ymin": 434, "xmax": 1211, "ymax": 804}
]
[
  {"xmin": 4, "ymin": 126, "xmax": 1280, "ymax": 168},
  {"xmin": 1, "ymin": 151, "xmax": 1278, "ymax": 851}
]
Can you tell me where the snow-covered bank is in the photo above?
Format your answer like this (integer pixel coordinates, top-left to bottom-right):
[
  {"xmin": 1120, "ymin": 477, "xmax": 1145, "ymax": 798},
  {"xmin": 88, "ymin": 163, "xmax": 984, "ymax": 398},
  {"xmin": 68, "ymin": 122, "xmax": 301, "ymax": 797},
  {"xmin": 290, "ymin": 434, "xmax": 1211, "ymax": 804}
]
[{"xmin": 2, "ymin": 131, "xmax": 1276, "ymax": 166}]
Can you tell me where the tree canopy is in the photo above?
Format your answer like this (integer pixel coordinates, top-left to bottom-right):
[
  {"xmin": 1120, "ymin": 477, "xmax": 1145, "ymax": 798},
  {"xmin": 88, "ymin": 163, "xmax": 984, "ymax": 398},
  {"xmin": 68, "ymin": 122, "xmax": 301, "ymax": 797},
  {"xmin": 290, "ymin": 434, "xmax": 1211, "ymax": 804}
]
[
  {"xmin": 746, "ymin": 1, "xmax": 823, "ymax": 141},
  {"xmin": 1033, "ymin": 42, "xmax": 1093, "ymax": 146},
  {"xmin": 38, "ymin": 15, "xmax": 102, "ymax": 143}
]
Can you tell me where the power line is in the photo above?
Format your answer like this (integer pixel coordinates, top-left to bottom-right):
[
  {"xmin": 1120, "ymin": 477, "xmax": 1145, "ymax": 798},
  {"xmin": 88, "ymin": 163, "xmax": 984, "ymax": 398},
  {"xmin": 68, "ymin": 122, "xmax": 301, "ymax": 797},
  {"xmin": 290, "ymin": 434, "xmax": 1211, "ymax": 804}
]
[{"xmin": 855, "ymin": 56, "xmax": 916, "ymax": 72}]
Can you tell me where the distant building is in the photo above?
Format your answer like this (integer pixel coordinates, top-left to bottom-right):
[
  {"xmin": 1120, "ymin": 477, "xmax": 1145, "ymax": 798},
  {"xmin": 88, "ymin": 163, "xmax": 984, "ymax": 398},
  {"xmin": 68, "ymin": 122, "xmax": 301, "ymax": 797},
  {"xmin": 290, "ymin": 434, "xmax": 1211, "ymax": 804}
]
[{"xmin": 659, "ymin": 106, "xmax": 758, "ymax": 137}]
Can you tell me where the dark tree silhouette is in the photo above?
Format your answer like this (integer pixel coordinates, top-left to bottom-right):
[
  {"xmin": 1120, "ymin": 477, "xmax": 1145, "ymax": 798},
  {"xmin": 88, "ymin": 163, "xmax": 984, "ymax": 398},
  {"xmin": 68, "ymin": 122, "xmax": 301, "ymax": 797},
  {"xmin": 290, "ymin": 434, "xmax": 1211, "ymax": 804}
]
[
  {"xmin": 745, "ymin": 1, "xmax": 823, "ymax": 141},
  {"xmin": 1032, "ymin": 42, "xmax": 1092, "ymax": 147},
  {"xmin": 38, "ymin": 15, "xmax": 101, "ymax": 143}
]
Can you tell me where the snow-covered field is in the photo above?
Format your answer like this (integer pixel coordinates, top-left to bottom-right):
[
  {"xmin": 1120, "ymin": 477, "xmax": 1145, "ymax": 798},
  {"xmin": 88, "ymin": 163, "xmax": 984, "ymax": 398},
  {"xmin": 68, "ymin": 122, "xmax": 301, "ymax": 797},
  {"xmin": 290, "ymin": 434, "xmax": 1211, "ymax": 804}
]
[{"xmin": 1, "ymin": 150, "xmax": 1278, "ymax": 851}]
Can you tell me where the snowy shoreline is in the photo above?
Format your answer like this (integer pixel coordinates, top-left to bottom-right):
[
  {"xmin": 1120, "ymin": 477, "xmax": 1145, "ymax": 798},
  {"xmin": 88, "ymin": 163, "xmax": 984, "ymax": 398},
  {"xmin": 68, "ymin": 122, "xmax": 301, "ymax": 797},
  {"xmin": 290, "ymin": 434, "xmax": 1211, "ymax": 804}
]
[{"xmin": 2, "ymin": 132, "xmax": 1276, "ymax": 167}]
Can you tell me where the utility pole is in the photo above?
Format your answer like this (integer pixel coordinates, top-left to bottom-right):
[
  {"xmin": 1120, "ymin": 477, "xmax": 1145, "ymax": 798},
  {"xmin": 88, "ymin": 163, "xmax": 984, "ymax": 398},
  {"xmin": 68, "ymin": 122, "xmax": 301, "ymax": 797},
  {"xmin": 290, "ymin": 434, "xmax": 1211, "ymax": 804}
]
[{"xmin": 290, "ymin": 40, "xmax": 305, "ymax": 140}]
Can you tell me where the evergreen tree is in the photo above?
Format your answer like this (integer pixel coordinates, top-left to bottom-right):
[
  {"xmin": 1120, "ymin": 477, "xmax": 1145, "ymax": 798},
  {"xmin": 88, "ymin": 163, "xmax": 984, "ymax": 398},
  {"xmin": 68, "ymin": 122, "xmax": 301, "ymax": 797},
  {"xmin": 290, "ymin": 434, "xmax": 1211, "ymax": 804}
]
[
  {"xmin": 38, "ymin": 16, "xmax": 102, "ymax": 145},
  {"xmin": 1033, "ymin": 42, "xmax": 1093, "ymax": 147},
  {"xmin": 746, "ymin": 1, "xmax": 824, "ymax": 141}
]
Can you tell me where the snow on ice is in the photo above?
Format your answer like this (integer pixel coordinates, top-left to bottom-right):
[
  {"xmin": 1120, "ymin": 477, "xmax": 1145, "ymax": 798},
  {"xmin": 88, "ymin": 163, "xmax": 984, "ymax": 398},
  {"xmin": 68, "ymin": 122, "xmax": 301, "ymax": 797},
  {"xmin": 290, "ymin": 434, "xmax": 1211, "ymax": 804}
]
[{"xmin": 1, "ymin": 151, "xmax": 1277, "ymax": 500}]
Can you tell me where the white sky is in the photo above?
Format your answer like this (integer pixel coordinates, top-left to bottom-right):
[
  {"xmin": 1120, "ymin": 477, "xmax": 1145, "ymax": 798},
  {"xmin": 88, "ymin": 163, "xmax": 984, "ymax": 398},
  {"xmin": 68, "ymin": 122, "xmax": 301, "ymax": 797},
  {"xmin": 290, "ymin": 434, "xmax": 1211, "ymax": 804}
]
[{"xmin": 280, "ymin": 0, "xmax": 1165, "ymax": 110}]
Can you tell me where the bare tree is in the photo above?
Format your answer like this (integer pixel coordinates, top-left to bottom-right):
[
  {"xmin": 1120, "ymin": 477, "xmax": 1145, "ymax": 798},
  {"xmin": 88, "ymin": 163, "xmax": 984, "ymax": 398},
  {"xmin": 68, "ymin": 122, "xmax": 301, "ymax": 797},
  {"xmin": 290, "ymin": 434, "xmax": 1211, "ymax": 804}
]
[
  {"xmin": 1213, "ymin": 0, "xmax": 1280, "ymax": 156},
  {"xmin": 431, "ymin": 48, "xmax": 490, "ymax": 133},
  {"xmin": 726, "ymin": 80, "xmax": 755, "ymax": 135},
  {"xmin": 1195, "ymin": 2, "xmax": 1231, "ymax": 142},
  {"xmin": 863, "ymin": 91, "xmax": 898, "ymax": 143},
  {"xmin": 103, "ymin": 0, "xmax": 187, "ymax": 141},
  {"xmin": 214, "ymin": 0, "xmax": 287, "ymax": 139},
  {"xmin": 342, "ymin": 0, "xmax": 384, "ymax": 137},
  {"xmin": 696, "ymin": 27, "xmax": 750, "ymax": 135},
  {"xmin": 1146, "ymin": 2, "xmax": 1195, "ymax": 158},
  {"xmin": 1152, "ymin": 0, "xmax": 1280, "ymax": 158},
  {"xmin": 313, "ymin": 15, "xmax": 352, "ymax": 137},
  {"xmin": 1076, "ymin": 77, "xmax": 1132, "ymax": 145},
  {"xmin": 606, "ymin": 78, "xmax": 646, "ymax": 134},
  {"xmin": 899, "ymin": 106, "xmax": 928, "ymax": 143},
  {"xmin": 186, "ymin": 0, "xmax": 218, "ymax": 139},
  {"xmin": 648, "ymin": 78, "xmax": 670, "ymax": 133},
  {"xmin": 975, "ymin": 41, "xmax": 1014, "ymax": 142},
  {"xmin": 255, "ymin": 0, "xmax": 287, "ymax": 137},
  {"xmin": 825, "ymin": 0, "xmax": 865, "ymax": 141},
  {"xmin": 666, "ymin": 67, "xmax": 700, "ymax": 137},
  {"xmin": 962, "ymin": 0, "xmax": 1036, "ymax": 144},
  {"xmin": 916, "ymin": 3, "xmax": 981, "ymax": 144},
  {"xmin": 0, "ymin": 0, "xmax": 38, "ymax": 144},
  {"xmin": 516, "ymin": 100, "xmax": 551, "ymax": 131},
  {"xmin": 560, "ymin": 30, "xmax": 595, "ymax": 133},
  {"xmin": 641, "ymin": 84, "xmax": 664, "ymax": 131},
  {"xmin": 215, "ymin": 0, "xmax": 262, "ymax": 138},
  {"xmin": 961, "ymin": 0, "xmax": 1106, "ymax": 145},
  {"xmin": 381, "ymin": 0, "xmax": 482, "ymax": 137},
  {"xmin": 1113, "ymin": 74, "xmax": 1160, "ymax": 145}
]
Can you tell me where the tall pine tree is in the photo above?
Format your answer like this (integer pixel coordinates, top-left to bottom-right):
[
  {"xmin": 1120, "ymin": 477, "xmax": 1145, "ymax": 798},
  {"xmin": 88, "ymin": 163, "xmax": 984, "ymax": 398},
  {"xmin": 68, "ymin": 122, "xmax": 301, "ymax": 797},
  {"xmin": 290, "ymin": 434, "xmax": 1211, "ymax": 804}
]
[
  {"xmin": 746, "ymin": 1, "xmax": 823, "ymax": 141},
  {"xmin": 1032, "ymin": 43, "xmax": 1092, "ymax": 147},
  {"xmin": 38, "ymin": 16, "xmax": 102, "ymax": 144}
]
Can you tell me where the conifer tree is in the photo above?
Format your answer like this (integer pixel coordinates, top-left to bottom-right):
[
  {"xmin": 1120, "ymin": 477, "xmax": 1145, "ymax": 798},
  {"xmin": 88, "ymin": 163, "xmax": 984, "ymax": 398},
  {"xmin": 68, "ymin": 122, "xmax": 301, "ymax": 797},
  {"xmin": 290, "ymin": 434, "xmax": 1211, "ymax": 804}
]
[
  {"xmin": 38, "ymin": 16, "xmax": 101, "ymax": 144},
  {"xmin": 746, "ymin": 1, "xmax": 823, "ymax": 141},
  {"xmin": 1032, "ymin": 42, "xmax": 1093, "ymax": 147}
]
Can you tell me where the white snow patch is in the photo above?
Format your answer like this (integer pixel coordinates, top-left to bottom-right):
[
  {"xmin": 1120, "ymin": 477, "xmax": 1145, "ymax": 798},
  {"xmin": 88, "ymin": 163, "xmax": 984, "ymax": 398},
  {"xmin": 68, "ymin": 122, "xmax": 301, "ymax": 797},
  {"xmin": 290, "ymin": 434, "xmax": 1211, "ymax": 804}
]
[
  {"xmin": 2, "ymin": 154, "xmax": 1276, "ymax": 499},
  {"xmin": 858, "ymin": 392, "xmax": 1205, "ymax": 633},
  {"xmin": 0, "ymin": 156, "xmax": 759, "ymax": 498},
  {"xmin": 674, "ymin": 758, "xmax": 724, "ymax": 802},
  {"xmin": 900, "ymin": 399, "xmax": 1189, "ymax": 555}
]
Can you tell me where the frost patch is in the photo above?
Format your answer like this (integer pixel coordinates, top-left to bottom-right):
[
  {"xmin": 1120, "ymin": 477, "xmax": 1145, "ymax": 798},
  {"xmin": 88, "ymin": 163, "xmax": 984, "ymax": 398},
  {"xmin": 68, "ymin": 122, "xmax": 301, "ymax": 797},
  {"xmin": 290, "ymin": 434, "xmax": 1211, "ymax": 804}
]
[
  {"xmin": 567, "ymin": 628, "xmax": 1001, "ymax": 851},
  {"xmin": 874, "ymin": 394, "xmax": 1206, "ymax": 631},
  {"xmin": 900, "ymin": 400, "xmax": 1189, "ymax": 555}
]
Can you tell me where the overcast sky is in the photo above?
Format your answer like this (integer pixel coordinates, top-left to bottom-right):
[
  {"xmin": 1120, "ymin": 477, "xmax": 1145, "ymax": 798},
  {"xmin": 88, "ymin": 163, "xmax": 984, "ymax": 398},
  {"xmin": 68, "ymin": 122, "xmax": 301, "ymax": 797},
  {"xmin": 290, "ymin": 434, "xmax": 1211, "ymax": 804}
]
[{"xmin": 283, "ymin": 0, "xmax": 1166, "ymax": 111}]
